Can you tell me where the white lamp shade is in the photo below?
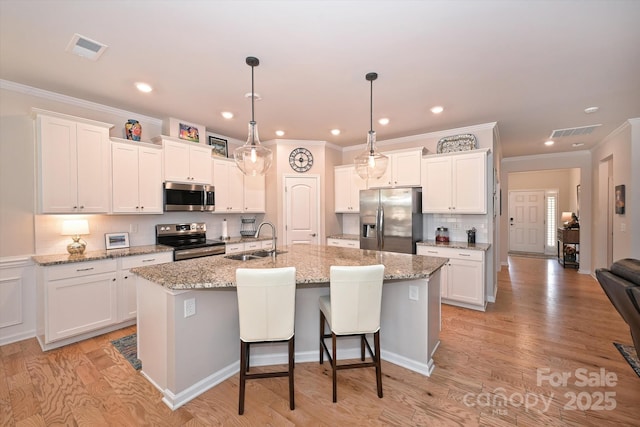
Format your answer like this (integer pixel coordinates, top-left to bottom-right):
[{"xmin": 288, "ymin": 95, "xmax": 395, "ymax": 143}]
[
  {"xmin": 561, "ymin": 212, "xmax": 573, "ymax": 223},
  {"xmin": 61, "ymin": 219, "xmax": 89, "ymax": 236}
]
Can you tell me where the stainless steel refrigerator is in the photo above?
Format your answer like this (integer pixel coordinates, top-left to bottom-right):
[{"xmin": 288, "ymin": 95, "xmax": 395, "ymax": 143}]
[{"xmin": 360, "ymin": 188, "xmax": 423, "ymax": 254}]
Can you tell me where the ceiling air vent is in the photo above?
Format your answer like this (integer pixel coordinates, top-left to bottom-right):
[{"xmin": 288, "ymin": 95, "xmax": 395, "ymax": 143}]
[
  {"xmin": 65, "ymin": 33, "xmax": 108, "ymax": 61},
  {"xmin": 549, "ymin": 124, "xmax": 601, "ymax": 139}
]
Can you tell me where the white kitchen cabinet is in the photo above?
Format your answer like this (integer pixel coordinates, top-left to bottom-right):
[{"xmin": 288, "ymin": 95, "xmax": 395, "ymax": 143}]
[
  {"xmin": 243, "ymin": 173, "xmax": 266, "ymax": 213},
  {"xmin": 422, "ymin": 149, "xmax": 488, "ymax": 214},
  {"xmin": 327, "ymin": 238, "xmax": 360, "ymax": 249},
  {"xmin": 118, "ymin": 252, "xmax": 173, "ymax": 322},
  {"xmin": 160, "ymin": 137, "xmax": 212, "ymax": 184},
  {"xmin": 417, "ymin": 245, "xmax": 485, "ymax": 311},
  {"xmin": 334, "ymin": 165, "xmax": 366, "ymax": 212},
  {"xmin": 213, "ymin": 158, "xmax": 244, "ymax": 212},
  {"xmin": 35, "ymin": 110, "xmax": 113, "ymax": 213},
  {"xmin": 37, "ymin": 259, "xmax": 118, "ymax": 348},
  {"xmin": 225, "ymin": 242, "xmax": 246, "ymax": 254},
  {"xmin": 111, "ymin": 139, "xmax": 163, "ymax": 214},
  {"xmin": 367, "ymin": 148, "xmax": 424, "ymax": 189}
]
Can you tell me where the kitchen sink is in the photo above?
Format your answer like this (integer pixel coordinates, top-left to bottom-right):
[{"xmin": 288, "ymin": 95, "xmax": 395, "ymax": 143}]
[{"xmin": 224, "ymin": 250, "xmax": 287, "ymax": 261}]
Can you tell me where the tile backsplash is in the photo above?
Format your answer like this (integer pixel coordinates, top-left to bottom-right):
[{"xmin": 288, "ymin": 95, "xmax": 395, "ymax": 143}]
[{"xmin": 341, "ymin": 213, "xmax": 489, "ymax": 243}]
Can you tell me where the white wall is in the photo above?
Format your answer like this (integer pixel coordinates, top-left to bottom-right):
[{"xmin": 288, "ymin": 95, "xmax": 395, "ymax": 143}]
[{"xmin": 590, "ymin": 118, "xmax": 639, "ymax": 269}]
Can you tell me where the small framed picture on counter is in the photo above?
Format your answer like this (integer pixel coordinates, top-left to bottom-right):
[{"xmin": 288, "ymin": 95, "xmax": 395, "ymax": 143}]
[
  {"xmin": 208, "ymin": 136, "xmax": 228, "ymax": 158},
  {"xmin": 105, "ymin": 232, "xmax": 130, "ymax": 250}
]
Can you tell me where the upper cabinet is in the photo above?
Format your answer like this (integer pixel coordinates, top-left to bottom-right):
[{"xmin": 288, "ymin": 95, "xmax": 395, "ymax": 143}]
[
  {"xmin": 213, "ymin": 158, "xmax": 244, "ymax": 212},
  {"xmin": 367, "ymin": 148, "xmax": 425, "ymax": 188},
  {"xmin": 422, "ymin": 149, "xmax": 488, "ymax": 214},
  {"xmin": 35, "ymin": 110, "xmax": 113, "ymax": 214},
  {"xmin": 212, "ymin": 158, "xmax": 265, "ymax": 213},
  {"xmin": 157, "ymin": 136, "xmax": 212, "ymax": 184},
  {"xmin": 111, "ymin": 139, "xmax": 163, "ymax": 214},
  {"xmin": 334, "ymin": 165, "xmax": 367, "ymax": 213}
]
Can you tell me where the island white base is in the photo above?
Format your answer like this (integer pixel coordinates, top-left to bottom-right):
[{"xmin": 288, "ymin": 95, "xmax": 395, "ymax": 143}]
[{"xmin": 136, "ymin": 270, "xmax": 441, "ymax": 410}]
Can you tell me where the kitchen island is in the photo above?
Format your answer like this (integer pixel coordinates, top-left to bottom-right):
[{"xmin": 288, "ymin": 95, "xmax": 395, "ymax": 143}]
[{"xmin": 132, "ymin": 245, "xmax": 446, "ymax": 410}]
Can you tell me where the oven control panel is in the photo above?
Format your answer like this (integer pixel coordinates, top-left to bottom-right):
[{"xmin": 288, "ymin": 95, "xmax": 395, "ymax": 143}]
[{"xmin": 156, "ymin": 223, "xmax": 207, "ymax": 236}]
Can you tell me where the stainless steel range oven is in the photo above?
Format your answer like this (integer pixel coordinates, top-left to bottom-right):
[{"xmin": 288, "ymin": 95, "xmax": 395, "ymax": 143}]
[{"xmin": 156, "ymin": 222, "xmax": 226, "ymax": 261}]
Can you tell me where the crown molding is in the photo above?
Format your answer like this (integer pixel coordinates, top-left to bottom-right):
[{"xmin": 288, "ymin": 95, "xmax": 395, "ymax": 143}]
[
  {"xmin": 343, "ymin": 122, "xmax": 498, "ymax": 152},
  {"xmin": 502, "ymin": 150, "xmax": 590, "ymax": 164},
  {"xmin": 0, "ymin": 79, "xmax": 162, "ymax": 126}
]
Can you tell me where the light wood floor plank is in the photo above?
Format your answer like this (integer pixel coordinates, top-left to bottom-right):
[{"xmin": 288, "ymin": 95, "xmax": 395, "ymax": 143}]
[{"xmin": 1, "ymin": 256, "xmax": 640, "ymax": 426}]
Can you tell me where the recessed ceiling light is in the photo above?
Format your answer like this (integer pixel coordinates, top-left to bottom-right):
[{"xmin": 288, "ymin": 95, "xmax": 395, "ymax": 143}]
[
  {"xmin": 584, "ymin": 106, "xmax": 599, "ymax": 114},
  {"xmin": 572, "ymin": 142, "xmax": 585, "ymax": 147},
  {"xmin": 331, "ymin": 129, "xmax": 341, "ymax": 136},
  {"xmin": 275, "ymin": 130, "xmax": 285, "ymax": 137},
  {"xmin": 378, "ymin": 118, "xmax": 390, "ymax": 125},
  {"xmin": 544, "ymin": 140, "xmax": 555, "ymax": 146},
  {"xmin": 221, "ymin": 111, "xmax": 234, "ymax": 119},
  {"xmin": 244, "ymin": 92, "xmax": 262, "ymax": 101},
  {"xmin": 430, "ymin": 106, "xmax": 444, "ymax": 114},
  {"xmin": 135, "ymin": 82, "xmax": 152, "ymax": 93}
]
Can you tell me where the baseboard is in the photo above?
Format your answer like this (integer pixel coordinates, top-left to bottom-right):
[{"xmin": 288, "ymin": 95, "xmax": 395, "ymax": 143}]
[{"xmin": 0, "ymin": 329, "xmax": 36, "ymax": 346}]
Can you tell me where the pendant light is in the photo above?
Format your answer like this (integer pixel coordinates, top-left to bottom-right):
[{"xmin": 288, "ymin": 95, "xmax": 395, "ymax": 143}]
[
  {"xmin": 234, "ymin": 56, "xmax": 273, "ymax": 176},
  {"xmin": 354, "ymin": 72, "xmax": 388, "ymax": 180}
]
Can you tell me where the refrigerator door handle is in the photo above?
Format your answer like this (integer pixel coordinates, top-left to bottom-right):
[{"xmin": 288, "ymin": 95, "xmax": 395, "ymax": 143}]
[{"xmin": 378, "ymin": 206, "xmax": 385, "ymax": 250}]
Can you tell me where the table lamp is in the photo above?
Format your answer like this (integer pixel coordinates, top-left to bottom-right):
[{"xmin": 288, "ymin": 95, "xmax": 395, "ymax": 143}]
[
  {"xmin": 561, "ymin": 212, "xmax": 573, "ymax": 228},
  {"xmin": 62, "ymin": 219, "xmax": 90, "ymax": 254}
]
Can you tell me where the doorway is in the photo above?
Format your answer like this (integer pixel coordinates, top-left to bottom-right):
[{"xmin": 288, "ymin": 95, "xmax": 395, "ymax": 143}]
[
  {"xmin": 508, "ymin": 190, "xmax": 545, "ymax": 253},
  {"xmin": 283, "ymin": 175, "xmax": 320, "ymax": 245}
]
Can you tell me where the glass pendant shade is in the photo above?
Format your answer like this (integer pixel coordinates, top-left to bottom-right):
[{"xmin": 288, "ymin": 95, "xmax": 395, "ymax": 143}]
[
  {"xmin": 354, "ymin": 72, "xmax": 388, "ymax": 180},
  {"xmin": 234, "ymin": 121, "xmax": 273, "ymax": 177},
  {"xmin": 354, "ymin": 130, "xmax": 388, "ymax": 180},
  {"xmin": 234, "ymin": 56, "xmax": 272, "ymax": 176}
]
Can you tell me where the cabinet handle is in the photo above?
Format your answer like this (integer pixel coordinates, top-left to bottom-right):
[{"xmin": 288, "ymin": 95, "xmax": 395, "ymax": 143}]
[
  {"xmin": 142, "ymin": 258, "xmax": 155, "ymax": 263},
  {"xmin": 427, "ymin": 250, "xmax": 438, "ymax": 254},
  {"xmin": 458, "ymin": 253, "xmax": 471, "ymax": 257},
  {"xmin": 76, "ymin": 267, "xmax": 94, "ymax": 272}
]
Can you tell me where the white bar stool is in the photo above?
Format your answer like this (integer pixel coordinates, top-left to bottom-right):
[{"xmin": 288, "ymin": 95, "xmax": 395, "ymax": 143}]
[
  {"xmin": 319, "ymin": 264, "xmax": 385, "ymax": 402},
  {"xmin": 236, "ymin": 267, "xmax": 296, "ymax": 415}
]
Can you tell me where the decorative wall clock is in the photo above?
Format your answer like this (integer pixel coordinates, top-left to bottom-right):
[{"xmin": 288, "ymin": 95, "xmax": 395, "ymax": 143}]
[{"xmin": 289, "ymin": 147, "xmax": 313, "ymax": 172}]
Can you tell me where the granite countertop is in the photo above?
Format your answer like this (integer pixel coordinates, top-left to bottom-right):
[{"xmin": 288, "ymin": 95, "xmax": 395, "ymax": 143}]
[
  {"xmin": 131, "ymin": 245, "xmax": 447, "ymax": 290},
  {"xmin": 31, "ymin": 244, "xmax": 174, "ymax": 266},
  {"xmin": 417, "ymin": 240, "xmax": 491, "ymax": 251},
  {"xmin": 326, "ymin": 234, "xmax": 360, "ymax": 241}
]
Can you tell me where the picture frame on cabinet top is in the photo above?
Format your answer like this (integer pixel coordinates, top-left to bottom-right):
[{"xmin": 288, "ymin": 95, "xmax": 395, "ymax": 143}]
[
  {"xmin": 164, "ymin": 117, "xmax": 205, "ymax": 144},
  {"xmin": 105, "ymin": 232, "xmax": 130, "ymax": 250},
  {"xmin": 208, "ymin": 136, "xmax": 228, "ymax": 158}
]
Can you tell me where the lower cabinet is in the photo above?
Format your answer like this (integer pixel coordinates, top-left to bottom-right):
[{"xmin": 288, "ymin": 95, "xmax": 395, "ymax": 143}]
[
  {"xmin": 118, "ymin": 252, "xmax": 174, "ymax": 322},
  {"xmin": 36, "ymin": 252, "xmax": 173, "ymax": 350},
  {"xmin": 225, "ymin": 240, "xmax": 273, "ymax": 254},
  {"xmin": 417, "ymin": 246, "xmax": 486, "ymax": 311},
  {"xmin": 37, "ymin": 259, "xmax": 118, "ymax": 348},
  {"xmin": 327, "ymin": 238, "xmax": 360, "ymax": 249}
]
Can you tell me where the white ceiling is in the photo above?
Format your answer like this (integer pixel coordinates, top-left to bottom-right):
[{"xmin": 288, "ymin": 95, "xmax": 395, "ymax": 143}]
[{"xmin": 1, "ymin": 1, "xmax": 639, "ymax": 158}]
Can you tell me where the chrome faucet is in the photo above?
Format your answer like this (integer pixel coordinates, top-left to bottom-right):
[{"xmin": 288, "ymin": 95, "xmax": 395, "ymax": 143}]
[{"xmin": 255, "ymin": 221, "xmax": 276, "ymax": 256}]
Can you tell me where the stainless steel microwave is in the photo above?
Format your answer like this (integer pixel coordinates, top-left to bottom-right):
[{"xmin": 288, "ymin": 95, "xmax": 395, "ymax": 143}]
[{"xmin": 164, "ymin": 182, "xmax": 215, "ymax": 212}]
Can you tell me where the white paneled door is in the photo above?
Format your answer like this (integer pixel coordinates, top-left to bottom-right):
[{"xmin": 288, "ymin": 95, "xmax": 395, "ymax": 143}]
[
  {"xmin": 284, "ymin": 175, "xmax": 319, "ymax": 245},
  {"xmin": 509, "ymin": 190, "xmax": 545, "ymax": 253}
]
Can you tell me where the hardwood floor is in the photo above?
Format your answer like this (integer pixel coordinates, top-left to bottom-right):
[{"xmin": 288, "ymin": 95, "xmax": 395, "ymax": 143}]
[{"xmin": 2, "ymin": 256, "xmax": 639, "ymax": 426}]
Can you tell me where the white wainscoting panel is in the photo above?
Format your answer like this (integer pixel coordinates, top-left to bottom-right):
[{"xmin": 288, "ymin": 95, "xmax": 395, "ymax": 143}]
[{"xmin": 0, "ymin": 256, "xmax": 36, "ymax": 345}]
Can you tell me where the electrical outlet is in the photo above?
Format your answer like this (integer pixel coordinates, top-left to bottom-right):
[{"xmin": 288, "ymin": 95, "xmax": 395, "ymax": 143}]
[
  {"xmin": 620, "ymin": 223, "xmax": 626, "ymax": 232},
  {"xmin": 129, "ymin": 223, "xmax": 138, "ymax": 233},
  {"xmin": 409, "ymin": 286, "xmax": 419, "ymax": 301},
  {"xmin": 184, "ymin": 298, "xmax": 196, "ymax": 318}
]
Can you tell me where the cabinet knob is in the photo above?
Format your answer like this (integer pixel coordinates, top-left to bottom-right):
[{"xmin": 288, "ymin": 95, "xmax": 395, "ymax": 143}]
[{"xmin": 310, "ymin": 233, "xmax": 317, "ymax": 237}]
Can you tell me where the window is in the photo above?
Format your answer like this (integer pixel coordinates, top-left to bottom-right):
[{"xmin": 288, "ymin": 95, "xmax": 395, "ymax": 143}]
[{"xmin": 546, "ymin": 191, "xmax": 558, "ymax": 248}]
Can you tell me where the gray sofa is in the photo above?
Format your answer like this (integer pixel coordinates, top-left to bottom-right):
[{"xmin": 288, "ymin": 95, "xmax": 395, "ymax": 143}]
[{"xmin": 596, "ymin": 258, "xmax": 640, "ymax": 358}]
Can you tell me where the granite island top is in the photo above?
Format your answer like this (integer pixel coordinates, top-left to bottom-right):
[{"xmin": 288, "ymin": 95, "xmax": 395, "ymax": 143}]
[
  {"xmin": 31, "ymin": 244, "xmax": 174, "ymax": 266},
  {"xmin": 131, "ymin": 245, "xmax": 448, "ymax": 290},
  {"xmin": 417, "ymin": 240, "xmax": 491, "ymax": 251}
]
